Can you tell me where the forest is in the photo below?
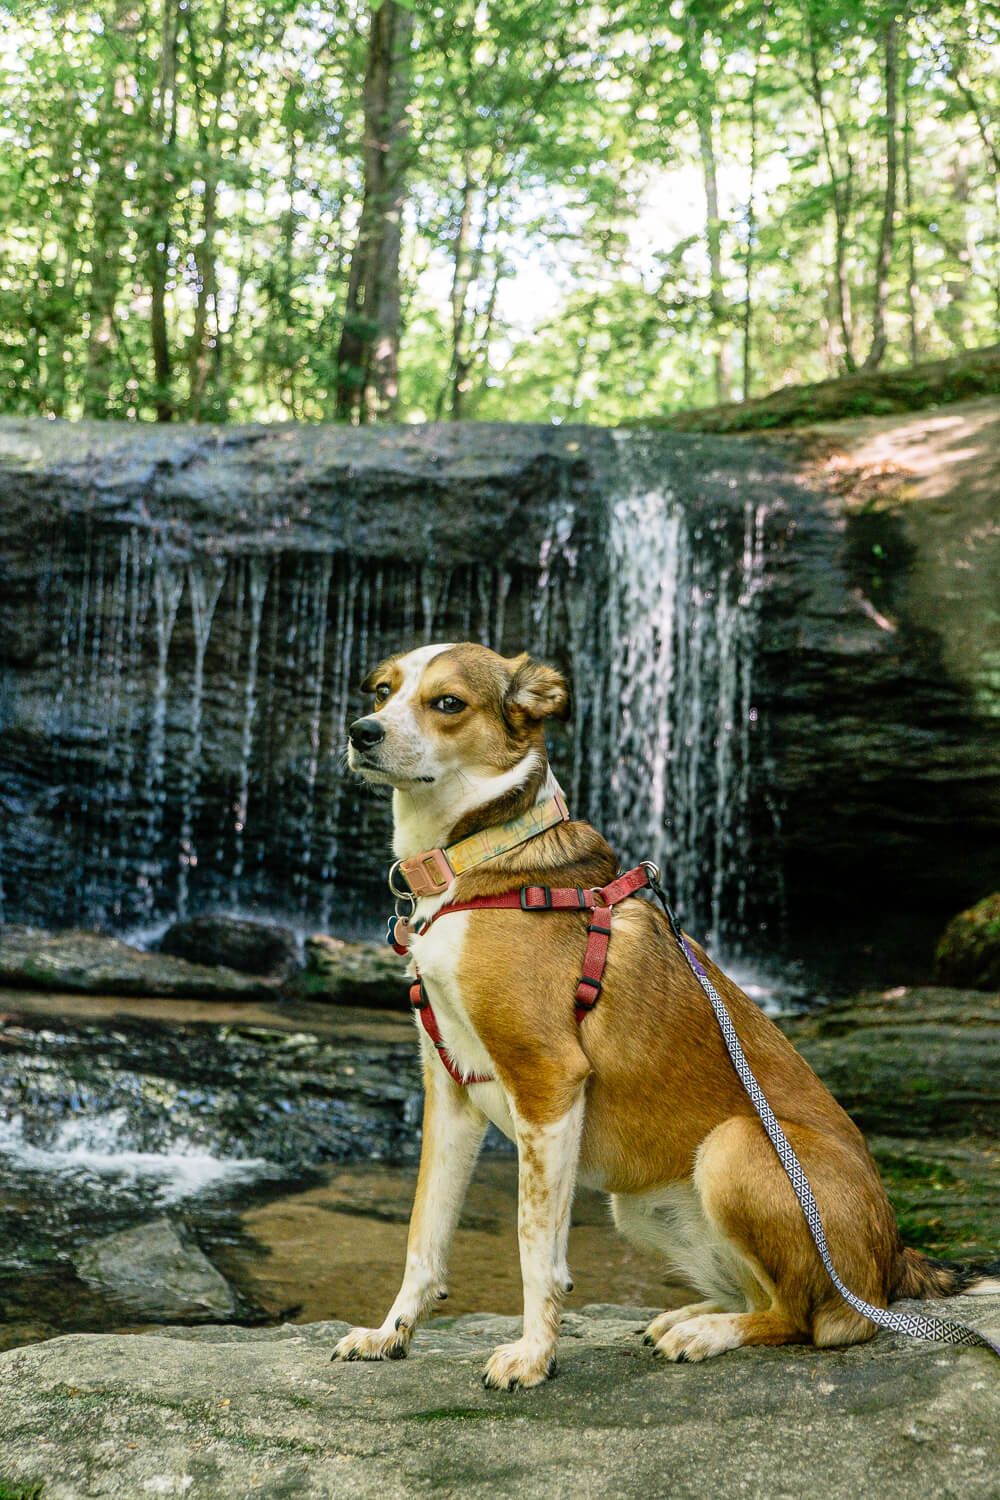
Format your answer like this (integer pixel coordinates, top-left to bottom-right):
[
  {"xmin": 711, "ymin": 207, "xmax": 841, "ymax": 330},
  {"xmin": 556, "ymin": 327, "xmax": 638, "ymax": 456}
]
[{"xmin": 1, "ymin": 0, "xmax": 997, "ymax": 426}]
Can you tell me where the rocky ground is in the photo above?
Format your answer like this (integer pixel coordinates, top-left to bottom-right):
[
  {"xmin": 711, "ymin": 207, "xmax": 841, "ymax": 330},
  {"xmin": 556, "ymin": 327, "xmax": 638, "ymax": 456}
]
[
  {"xmin": 0, "ymin": 975, "xmax": 997, "ymax": 1497},
  {"xmin": 1, "ymin": 1298, "xmax": 998, "ymax": 1500}
]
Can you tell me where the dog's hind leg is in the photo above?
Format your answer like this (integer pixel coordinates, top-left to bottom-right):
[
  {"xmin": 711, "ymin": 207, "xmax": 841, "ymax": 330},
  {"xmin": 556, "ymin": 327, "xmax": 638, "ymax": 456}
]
[
  {"xmin": 650, "ymin": 1115, "xmax": 893, "ymax": 1362},
  {"xmin": 482, "ymin": 1085, "xmax": 587, "ymax": 1391},
  {"xmin": 332, "ymin": 1054, "xmax": 487, "ymax": 1364}
]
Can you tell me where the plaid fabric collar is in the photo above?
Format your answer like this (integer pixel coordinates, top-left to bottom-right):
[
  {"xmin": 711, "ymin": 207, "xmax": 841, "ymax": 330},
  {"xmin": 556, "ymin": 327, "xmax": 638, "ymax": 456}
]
[{"xmin": 393, "ymin": 791, "xmax": 569, "ymax": 898}]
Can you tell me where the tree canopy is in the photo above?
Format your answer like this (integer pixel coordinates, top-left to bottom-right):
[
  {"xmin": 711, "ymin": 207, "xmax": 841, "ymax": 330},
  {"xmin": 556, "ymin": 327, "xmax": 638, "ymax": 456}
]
[{"xmin": 1, "ymin": 0, "xmax": 997, "ymax": 424}]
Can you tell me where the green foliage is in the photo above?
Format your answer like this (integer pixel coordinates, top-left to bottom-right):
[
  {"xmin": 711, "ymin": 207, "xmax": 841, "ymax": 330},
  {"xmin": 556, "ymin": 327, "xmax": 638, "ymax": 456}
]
[{"xmin": 0, "ymin": 0, "xmax": 996, "ymax": 423}]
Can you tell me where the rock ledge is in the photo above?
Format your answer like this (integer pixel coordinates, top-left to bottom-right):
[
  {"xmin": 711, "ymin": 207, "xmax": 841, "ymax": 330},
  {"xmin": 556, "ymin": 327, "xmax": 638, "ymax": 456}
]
[{"xmin": 2, "ymin": 1298, "xmax": 998, "ymax": 1498}]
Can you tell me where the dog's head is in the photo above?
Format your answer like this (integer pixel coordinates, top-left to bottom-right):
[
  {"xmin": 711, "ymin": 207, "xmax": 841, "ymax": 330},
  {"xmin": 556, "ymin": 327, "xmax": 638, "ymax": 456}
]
[{"xmin": 347, "ymin": 642, "xmax": 569, "ymax": 790}]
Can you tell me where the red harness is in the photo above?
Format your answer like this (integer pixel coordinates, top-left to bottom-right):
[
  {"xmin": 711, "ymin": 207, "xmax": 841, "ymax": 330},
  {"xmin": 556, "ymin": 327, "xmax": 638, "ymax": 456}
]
[{"xmin": 392, "ymin": 865, "xmax": 652, "ymax": 1086}]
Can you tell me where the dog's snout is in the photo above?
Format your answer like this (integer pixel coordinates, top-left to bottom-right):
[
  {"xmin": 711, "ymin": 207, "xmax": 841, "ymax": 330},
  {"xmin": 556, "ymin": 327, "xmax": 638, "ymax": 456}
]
[{"xmin": 349, "ymin": 716, "xmax": 386, "ymax": 750}]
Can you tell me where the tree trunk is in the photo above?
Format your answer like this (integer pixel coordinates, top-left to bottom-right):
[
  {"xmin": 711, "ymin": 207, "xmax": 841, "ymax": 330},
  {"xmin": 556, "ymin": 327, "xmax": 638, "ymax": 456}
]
[
  {"xmin": 863, "ymin": 17, "xmax": 899, "ymax": 370},
  {"xmin": 186, "ymin": 0, "xmax": 228, "ymax": 421},
  {"xmin": 82, "ymin": 21, "xmax": 131, "ymax": 417},
  {"xmin": 902, "ymin": 52, "xmax": 919, "ymax": 365},
  {"xmin": 695, "ymin": 97, "xmax": 731, "ymax": 404},
  {"xmin": 742, "ymin": 42, "xmax": 760, "ymax": 403},
  {"xmin": 808, "ymin": 31, "xmax": 857, "ymax": 372},
  {"xmin": 440, "ymin": 163, "xmax": 473, "ymax": 420},
  {"xmin": 335, "ymin": 1, "xmax": 413, "ymax": 422},
  {"xmin": 149, "ymin": 0, "xmax": 178, "ymax": 422}
]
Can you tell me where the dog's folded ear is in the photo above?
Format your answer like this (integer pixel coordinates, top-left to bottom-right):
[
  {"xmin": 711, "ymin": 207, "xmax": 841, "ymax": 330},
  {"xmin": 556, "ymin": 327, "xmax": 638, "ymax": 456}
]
[{"xmin": 504, "ymin": 654, "xmax": 570, "ymax": 726}]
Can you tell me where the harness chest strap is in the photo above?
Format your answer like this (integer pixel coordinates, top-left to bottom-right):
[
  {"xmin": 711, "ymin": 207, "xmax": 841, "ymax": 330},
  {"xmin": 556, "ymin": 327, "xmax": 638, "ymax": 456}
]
[{"xmin": 405, "ymin": 865, "xmax": 651, "ymax": 1086}]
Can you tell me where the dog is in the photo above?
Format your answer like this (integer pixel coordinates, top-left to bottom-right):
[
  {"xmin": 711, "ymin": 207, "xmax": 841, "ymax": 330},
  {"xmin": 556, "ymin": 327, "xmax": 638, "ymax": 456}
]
[{"xmin": 334, "ymin": 641, "xmax": 998, "ymax": 1389}]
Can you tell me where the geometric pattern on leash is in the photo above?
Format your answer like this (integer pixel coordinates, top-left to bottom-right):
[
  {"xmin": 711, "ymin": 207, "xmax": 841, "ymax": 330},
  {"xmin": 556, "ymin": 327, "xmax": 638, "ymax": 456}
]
[{"xmin": 649, "ymin": 877, "xmax": 1000, "ymax": 1359}]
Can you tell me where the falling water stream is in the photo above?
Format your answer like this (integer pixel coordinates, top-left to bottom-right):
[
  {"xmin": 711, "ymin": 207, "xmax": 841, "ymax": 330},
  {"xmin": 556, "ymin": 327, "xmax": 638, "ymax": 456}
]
[{"xmin": 1, "ymin": 444, "xmax": 774, "ymax": 952}]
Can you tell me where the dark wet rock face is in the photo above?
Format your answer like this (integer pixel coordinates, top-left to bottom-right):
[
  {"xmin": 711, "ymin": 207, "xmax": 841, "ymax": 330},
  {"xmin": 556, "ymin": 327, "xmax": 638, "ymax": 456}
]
[
  {"xmin": 934, "ymin": 893, "xmax": 1000, "ymax": 991},
  {"xmin": 1, "ymin": 414, "xmax": 998, "ymax": 969},
  {"xmin": 159, "ymin": 914, "xmax": 300, "ymax": 978}
]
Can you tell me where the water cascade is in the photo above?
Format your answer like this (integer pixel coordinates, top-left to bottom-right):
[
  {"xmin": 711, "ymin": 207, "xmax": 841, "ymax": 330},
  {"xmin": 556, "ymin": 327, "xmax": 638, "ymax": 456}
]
[{"xmin": 0, "ymin": 424, "xmax": 780, "ymax": 953}]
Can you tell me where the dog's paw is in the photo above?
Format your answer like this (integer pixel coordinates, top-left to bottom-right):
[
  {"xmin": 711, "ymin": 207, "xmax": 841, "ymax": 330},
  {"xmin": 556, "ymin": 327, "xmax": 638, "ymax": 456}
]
[
  {"xmin": 642, "ymin": 1302, "xmax": 722, "ymax": 1347},
  {"xmin": 481, "ymin": 1339, "xmax": 556, "ymax": 1391},
  {"xmin": 331, "ymin": 1322, "xmax": 411, "ymax": 1364},
  {"xmin": 653, "ymin": 1313, "xmax": 740, "ymax": 1364}
]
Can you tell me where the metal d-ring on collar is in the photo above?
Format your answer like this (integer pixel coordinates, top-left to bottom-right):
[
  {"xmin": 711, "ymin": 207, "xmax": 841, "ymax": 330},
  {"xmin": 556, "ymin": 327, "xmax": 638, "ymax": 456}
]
[{"xmin": 388, "ymin": 860, "xmax": 417, "ymax": 922}]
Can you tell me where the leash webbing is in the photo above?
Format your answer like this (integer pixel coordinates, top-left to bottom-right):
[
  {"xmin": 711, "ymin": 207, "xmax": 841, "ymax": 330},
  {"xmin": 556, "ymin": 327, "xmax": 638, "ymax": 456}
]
[{"xmin": 646, "ymin": 873, "xmax": 1000, "ymax": 1358}]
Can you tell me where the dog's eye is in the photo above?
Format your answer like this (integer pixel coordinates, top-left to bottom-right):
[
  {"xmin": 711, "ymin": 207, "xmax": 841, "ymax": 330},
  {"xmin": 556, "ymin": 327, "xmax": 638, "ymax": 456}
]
[
  {"xmin": 374, "ymin": 683, "xmax": 391, "ymax": 703},
  {"xmin": 431, "ymin": 695, "xmax": 466, "ymax": 715}
]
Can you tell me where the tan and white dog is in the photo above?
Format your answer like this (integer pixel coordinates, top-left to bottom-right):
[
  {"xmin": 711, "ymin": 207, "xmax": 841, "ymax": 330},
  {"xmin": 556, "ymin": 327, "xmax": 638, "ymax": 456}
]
[{"xmin": 334, "ymin": 641, "xmax": 996, "ymax": 1389}]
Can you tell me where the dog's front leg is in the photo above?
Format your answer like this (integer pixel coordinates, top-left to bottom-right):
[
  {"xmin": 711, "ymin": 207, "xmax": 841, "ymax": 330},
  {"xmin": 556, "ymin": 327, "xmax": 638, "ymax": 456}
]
[
  {"xmin": 482, "ymin": 1088, "xmax": 585, "ymax": 1391},
  {"xmin": 332, "ymin": 1056, "xmax": 487, "ymax": 1364}
]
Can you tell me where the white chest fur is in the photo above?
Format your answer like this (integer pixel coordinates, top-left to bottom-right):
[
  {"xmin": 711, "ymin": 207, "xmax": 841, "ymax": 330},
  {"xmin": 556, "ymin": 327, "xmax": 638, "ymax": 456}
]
[{"xmin": 409, "ymin": 912, "xmax": 515, "ymax": 1140}]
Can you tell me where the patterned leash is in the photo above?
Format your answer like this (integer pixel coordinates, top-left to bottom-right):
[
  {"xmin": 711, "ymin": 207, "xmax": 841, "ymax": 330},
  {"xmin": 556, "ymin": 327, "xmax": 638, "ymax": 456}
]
[{"xmin": 644, "ymin": 866, "xmax": 1000, "ymax": 1358}]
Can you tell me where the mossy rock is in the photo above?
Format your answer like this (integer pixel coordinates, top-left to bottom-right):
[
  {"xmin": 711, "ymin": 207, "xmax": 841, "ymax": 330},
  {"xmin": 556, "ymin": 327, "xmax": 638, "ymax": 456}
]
[{"xmin": 934, "ymin": 893, "xmax": 1000, "ymax": 991}]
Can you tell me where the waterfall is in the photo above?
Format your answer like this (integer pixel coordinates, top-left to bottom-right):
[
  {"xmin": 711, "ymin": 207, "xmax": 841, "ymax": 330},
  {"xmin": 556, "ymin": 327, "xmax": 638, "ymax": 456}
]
[
  {"xmin": 597, "ymin": 440, "xmax": 770, "ymax": 950},
  {"xmin": 176, "ymin": 560, "xmax": 226, "ymax": 920},
  {"xmin": 1, "ymin": 434, "xmax": 775, "ymax": 949}
]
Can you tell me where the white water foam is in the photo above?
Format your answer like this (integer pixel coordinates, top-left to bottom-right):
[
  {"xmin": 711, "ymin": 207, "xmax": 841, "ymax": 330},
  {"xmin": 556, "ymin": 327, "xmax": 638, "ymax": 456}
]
[{"xmin": 0, "ymin": 1109, "xmax": 273, "ymax": 1204}]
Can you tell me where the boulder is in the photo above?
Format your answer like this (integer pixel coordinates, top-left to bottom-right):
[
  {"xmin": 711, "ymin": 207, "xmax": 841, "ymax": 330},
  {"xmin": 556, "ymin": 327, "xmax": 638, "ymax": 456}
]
[
  {"xmin": 933, "ymin": 893, "xmax": 1000, "ymax": 991},
  {"xmin": 1, "ymin": 1298, "xmax": 998, "ymax": 1499},
  {"xmin": 73, "ymin": 1218, "xmax": 236, "ymax": 1321},
  {"xmin": 159, "ymin": 914, "xmax": 300, "ymax": 978},
  {"xmin": 291, "ymin": 934, "xmax": 408, "ymax": 1009},
  {"xmin": 0, "ymin": 924, "xmax": 275, "ymax": 999},
  {"xmin": 781, "ymin": 985, "xmax": 999, "ymax": 1138}
]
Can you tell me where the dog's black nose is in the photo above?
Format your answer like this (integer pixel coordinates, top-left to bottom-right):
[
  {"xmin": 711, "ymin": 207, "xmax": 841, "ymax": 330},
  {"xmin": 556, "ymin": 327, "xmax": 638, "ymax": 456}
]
[{"xmin": 349, "ymin": 716, "xmax": 386, "ymax": 750}]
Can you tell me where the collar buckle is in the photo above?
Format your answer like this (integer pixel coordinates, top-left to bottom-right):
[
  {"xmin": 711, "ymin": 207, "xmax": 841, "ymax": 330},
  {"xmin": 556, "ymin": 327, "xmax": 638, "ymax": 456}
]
[{"xmin": 398, "ymin": 847, "xmax": 454, "ymax": 898}]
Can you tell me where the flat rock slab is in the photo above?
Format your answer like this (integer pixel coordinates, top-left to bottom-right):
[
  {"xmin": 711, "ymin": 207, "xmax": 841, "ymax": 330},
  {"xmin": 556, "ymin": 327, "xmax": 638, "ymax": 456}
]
[
  {"xmin": 2, "ymin": 1299, "xmax": 998, "ymax": 1499},
  {"xmin": 291, "ymin": 935, "xmax": 409, "ymax": 1009},
  {"xmin": 73, "ymin": 1218, "xmax": 236, "ymax": 1321},
  {"xmin": 0, "ymin": 925, "xmax": 276, "ymax": 999}
]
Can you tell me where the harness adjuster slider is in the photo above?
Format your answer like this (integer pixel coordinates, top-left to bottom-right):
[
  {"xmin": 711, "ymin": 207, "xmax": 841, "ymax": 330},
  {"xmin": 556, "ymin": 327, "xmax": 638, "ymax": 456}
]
[
  {"xmin": 409, "ymin": 980, "xmax": 428, "ymax": 1011},
  {"xmin": 576, "ymin": 976, "xmax": 602, "ymax": 1000},
  {"xmin": 520, "ymin": 885, "xmax": 553, "ymax": 910},
  {"xmin": 587, "ymin": 922, "xmax": 612, "ymax": 937}
]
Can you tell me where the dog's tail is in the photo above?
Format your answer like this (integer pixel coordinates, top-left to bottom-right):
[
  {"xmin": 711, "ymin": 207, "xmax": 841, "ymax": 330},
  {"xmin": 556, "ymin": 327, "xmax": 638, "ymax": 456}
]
[{"xmin": 893, "ymin": 1246, "xmax": 1000, "ymax": 1299}]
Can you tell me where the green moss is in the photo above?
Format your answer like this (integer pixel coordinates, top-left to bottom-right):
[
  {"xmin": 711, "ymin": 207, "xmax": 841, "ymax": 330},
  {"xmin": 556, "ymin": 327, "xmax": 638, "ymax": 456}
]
[
  {"xmin": 646, "ymin": 345, "xmax": 1000, "ymax": 434},
  {"xmin": 407, "ymin": 1405, "xmax": 516, "ymax": 1422},
  {"xmin": 872, "ymin": 1144, "xmax": 998, "ymax": 1260},
  {"xmin": 0, "ymin": 1482, "xmax": 45, "ymax": 1500}
]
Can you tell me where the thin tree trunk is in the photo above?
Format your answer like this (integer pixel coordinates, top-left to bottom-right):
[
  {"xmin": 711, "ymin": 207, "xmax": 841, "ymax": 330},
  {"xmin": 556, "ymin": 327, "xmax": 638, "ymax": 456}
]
[
  {"xmin": 335, "ymin": 1, "xmax": 413, "ymax": 422},
  {"xmin": 864, "ymin": 17, "xmax": 899, "ymax": 370},
  {"xmin": 902, "ymin": 50, "xmax": 919, "ymax": 365},
  {"xmin": 943, "ymin": 150, "xmax": 975, "ymax": 349},
  {"xmin": 808, "ymin": 31, "xmax": 857, "ymax": 372},
  {"xmin": 150, "ymin": 0, "xmax": 178, "ymax": 421},
  {"xmin": 82, "ymin": 19, "xmax": 131, "ymax": 417},
  {"xmin": 695, "ymin": 97, "xmax": 731, "ymax": 403},
  {"xmin": 439, "ymin": 163, "xmax": 473, "ymax": 419},
  {"xmin": 742, "ymin": 42, "xmax": 760, "ymax": 402},
  {"xmin": 187, "ymin": 0, "xmax": 228, "ymax": 420}
]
